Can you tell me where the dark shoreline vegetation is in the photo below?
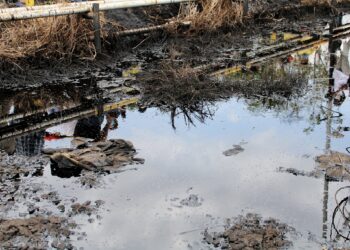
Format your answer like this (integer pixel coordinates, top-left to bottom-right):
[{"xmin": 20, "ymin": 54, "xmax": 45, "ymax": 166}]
[{"xmin": 0, "ymin": 0, "xmax": 349, "ymax": 89}]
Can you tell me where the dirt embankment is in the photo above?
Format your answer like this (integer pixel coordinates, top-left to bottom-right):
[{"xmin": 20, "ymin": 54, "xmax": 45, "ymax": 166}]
[{"xmin": 0, "ymin": 0, "xmax": 346, "ymax": 89}]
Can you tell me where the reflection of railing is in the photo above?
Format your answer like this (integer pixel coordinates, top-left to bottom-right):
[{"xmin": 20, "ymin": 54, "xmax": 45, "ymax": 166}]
[
  {"xmin": 211, "ymin": 23, "xmax": 350, "ymax": 77},
  {"xmin": 0, "ymin": 102, "xmax": 81, "ymax": 125},
  {"xmin": 0, "ymin": 97, "xmax": 138, "ymax": 141}
]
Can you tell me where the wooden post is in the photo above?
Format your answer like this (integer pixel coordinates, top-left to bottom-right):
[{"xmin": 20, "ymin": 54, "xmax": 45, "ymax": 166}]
[
  {"xmin": 93, "ymin": 3, "xmax": 101, "ymax": 55},
  {"xmin": 243, "ymin": 0, "xmax": 249, "ymax": 16}
]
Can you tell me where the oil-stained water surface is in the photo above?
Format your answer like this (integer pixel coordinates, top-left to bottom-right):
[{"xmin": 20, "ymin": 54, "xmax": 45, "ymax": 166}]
[
  {"xmin": 2, "ymin": 37, "xmax": 350, "ymax": 249},
  {"xmin": 39, "ymin": 90, "xmax": 350, "ymax": 248}
]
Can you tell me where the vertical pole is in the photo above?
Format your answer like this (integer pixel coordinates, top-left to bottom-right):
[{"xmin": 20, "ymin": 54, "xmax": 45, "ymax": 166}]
[
  {"xmin": 243, "ymin": 0, "xmax": 249, "ymax": 16},
  {"xmin": 328, "ymin": 18, "xmax": 336, "ymax": 95},
  {"xmin": 93, "ymin": 3, "xmax": 101, "ymax": 55}
]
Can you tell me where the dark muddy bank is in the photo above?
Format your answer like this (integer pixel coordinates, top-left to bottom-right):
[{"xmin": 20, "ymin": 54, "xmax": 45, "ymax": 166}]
[{"xmin": 0, "ymin": 3, "xmax": 337, "ymax": 90}]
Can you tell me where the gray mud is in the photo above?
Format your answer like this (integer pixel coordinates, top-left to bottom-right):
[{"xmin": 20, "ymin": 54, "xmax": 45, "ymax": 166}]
[{"xmin": 204, "ymin": 214, "xmax": 294, "ymax": 249}]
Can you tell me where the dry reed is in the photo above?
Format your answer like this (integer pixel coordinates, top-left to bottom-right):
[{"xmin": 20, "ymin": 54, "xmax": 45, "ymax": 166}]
[
  {"xmin": 0, "ymin": 13, "xmax": 121, "ymax": 63},
  {"xmin": 178, "ymin": 0, "xmax": 244, "ymax": 32}
]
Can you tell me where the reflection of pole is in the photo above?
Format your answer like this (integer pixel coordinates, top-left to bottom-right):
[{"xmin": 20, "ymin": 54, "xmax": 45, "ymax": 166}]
[
  {"xmin": 323, "ymin": 22, "xmax": 337, "ymax": 237},
  {"xmin": 323, "ymin": 173, "xmax": 329, "ymax": 239},
  {"xmin": 322, "ymin": 98, "xmax": 333, "ymax": 240},
  {"xmin": 329, "ymin": 18, "xmax": 336, "ymax": 95}
]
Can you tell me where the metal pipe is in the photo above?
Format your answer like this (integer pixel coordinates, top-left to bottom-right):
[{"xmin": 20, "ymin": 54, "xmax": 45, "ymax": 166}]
[
  {"xmin": 0, "ymin": 0, "xmax": 130, "ymax": 14},
  {"xmin": 114, "ymin": 20, "xmax": 191, "ymax": 36},
  {"xmin": 0, "ymin": 0, "xmax": 191, "ymax": 21}
]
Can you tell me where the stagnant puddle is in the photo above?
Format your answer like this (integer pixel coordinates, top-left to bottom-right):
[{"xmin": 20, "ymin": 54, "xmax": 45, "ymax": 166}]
[{"xmin": 2, "ymin": 36, "xmax": 350, "ymax": 249}]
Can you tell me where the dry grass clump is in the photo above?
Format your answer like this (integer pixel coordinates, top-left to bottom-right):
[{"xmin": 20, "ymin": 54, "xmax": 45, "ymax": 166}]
[
  {"xmin": 178, "ymin": 0, "xmax": 244, "ymax": 32},
  {"xmin": 0, "ymin": 16, "xmax": 95, "ymax": 61},
  {"xmin": 0, "ymin": 14, "xmax": 119, "ymax": 63}
]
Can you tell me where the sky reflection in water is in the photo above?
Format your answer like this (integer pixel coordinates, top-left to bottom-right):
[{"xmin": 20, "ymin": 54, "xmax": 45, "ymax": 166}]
[
  {"xmin": 39, "ymin": 86, "xmax": 350, "ymax": 249},
  {"xmin": 4, "ymin": 36, "xmax": 350, "ymax": 249}
]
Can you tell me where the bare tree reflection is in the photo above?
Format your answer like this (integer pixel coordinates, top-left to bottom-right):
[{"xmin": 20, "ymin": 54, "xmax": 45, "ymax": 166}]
[
  {"xmin": 139, "ymin": 60, "xmax": 314, "ymax": 129},
  {"xmin": 140, "ymin": 63, "xmax": 231, "ymax": 129}
]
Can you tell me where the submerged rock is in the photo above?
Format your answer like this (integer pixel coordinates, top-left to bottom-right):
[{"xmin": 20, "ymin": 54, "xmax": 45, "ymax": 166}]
[
  {"xmin": 180, "ymin": 194, "xmax": 203, "ymax": 207},
  {"xmin": 223, "ymin": 145, "xmax": 245, "ymax": 157},
  {"xmin": 48, "ymin": 139, "xmax": 144, "ymax": 173}
]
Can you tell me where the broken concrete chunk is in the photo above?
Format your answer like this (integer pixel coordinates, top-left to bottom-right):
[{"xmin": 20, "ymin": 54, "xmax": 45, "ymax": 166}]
[{"xmin": 50, "ymin": 139, "xmax": 144, "ymax": 172}]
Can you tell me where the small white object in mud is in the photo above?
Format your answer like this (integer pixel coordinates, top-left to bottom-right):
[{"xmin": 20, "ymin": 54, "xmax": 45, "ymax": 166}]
[{"xmin": 223, "ymin": 144, "xmax": 244, "ymax": 157}]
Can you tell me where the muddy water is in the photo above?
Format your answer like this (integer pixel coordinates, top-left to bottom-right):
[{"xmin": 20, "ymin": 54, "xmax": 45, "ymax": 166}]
[
  {"xmin": 32, "ymin": 92, "xmax": 350, "ymax": 249},
  {"xmin": 45, "ymin": 98, "xmax": 350, "ymax": 249},
  {"xmin": 2, "ymin": 37, "xmax": 350, "ymax": 249}
]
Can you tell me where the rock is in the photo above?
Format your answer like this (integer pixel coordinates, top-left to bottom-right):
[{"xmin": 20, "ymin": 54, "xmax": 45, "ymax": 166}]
[
  {"xmin": 57, "ymin": 205, "xmax": 65, "ymax": 213},
  {"xmin": 71, "ymin": 201, "xmax": 93, "ymax": 215},
  {"xmin": 50, "ymin": 139, "xmax": 144, "ymax": 173},
  {"xmin": 52, "ymin": 240, "xmax": 59, "ymax": 249},
  {"xmin": 71, "ymin": 137, "xmax": 90, "ymax": 148},
  {"xmin": 95, "ymin": 200, "xmax": 105, "ymax": 208},
  {"xmin": 180, "ymin": 194, "xmax": 203, "ymax": 207}
]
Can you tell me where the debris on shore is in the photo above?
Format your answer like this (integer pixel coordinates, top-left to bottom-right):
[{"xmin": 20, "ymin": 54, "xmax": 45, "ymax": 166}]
[
  {"xmin": 46, "ymin": 139, "xmax": 144, "ymax": 173},
  {"xmin": 204, "ymin": 213, "xmax": 293, "ymax": 249}
]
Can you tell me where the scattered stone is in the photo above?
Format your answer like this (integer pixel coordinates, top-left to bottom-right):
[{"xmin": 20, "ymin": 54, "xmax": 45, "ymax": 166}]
[
  {"xmin": 0, "ymin": 216, "xmax": 72, "ymax": 249},
  {"xmin": 71, "ymin": 201, "xmax": 95, "ymax": 215},
  {"xmin": 78, "ymin": 171, "xmax": 101, "ymax": 188},
  {"xmin": 204, "ymin": 214, "xmax": 293, "ymax": 249},
  {"xmin": 95, "ymin": 200, "xmax": 105, "ymax": 208},
  {"xmin": 180, "ymin": 194, "xmax": 203, "ymax": 207},
  {"xmin": 57, "ymin": 205, "xmax": 65, "ymax": 213}
]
